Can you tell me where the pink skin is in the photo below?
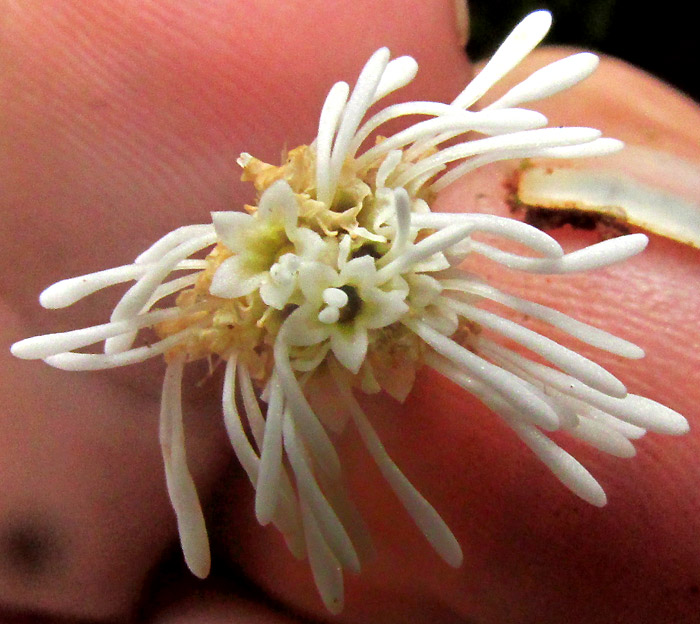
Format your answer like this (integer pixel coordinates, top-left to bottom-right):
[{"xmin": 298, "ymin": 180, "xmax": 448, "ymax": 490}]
[{"xmin": 1, "ymin": 1, "xmax": 699, "ymax": 622}]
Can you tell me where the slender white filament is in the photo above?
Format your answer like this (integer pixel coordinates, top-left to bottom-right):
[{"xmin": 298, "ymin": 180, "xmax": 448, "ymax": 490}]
[
  {"xmin": 106, "ymin": 232, "xmax": 216, "ymax": 353},
  {"xmin": 159, "ymin": 357, "xmax": 211, "ymax": 578},
  {"xmin": 451, "ymin": 10, "xmax": 553, "ymax": 108},
  {"xmin": 486, "ymin": 52, "xmax": 599, "ymax": 110},
  {"xmin": 377, "ymin": 188, "xmax": 412, "ymax": 266},
  {"xmin": 406, "ymin": 319, "xmax": 560, "ymax": 429},
  {"xmin": 144, "ymin": 272, "xmax": 203, "ymax": 310},
  {"xmin": 11, "ymin": 304, "xmax": 200, "ymax": 360},
  {"xmin": 431, "ymin": 137, "xmax": 624, "ymax": 192},
  {"xmin": 238, "ymin": 365, "xmax": 267, "ymax": 448},
  {"xmin": 445, "ymin": 298, "xmax": 627, "ymax": 397},
  {"xmin": 39, "ymin": 265, "xmax": 149, "ymax": 309},
  {"xmin": 546, "ymin": 233, "xmax": 648, "ymax": 272},
  {"xmin": 330, "ymin": 362, "xmax": 463, "ymax": 567},
  {"xmin": 418, "ymin": 134, "xmax": 616, "ymax": 193},
  {"xmin": 402, "ymin": 109, "xmax": 549, "ymax": 163},
  {"xmin": 300, "ymin": 498, "xmax": 344, "ymax": 615},
  {"xmin": 468, "ymin": 233, "xmax": 648, "ymax": 273},
  {"xmin": 411, "ymin": 212, "xmax": 563, "ymax": 258},
  {"xmin": 583, "ymin": 407, "xmax": 647, "ymax": 440},
  {"xmin": 428, "ymin": 353, "xmax": 560, "ymax": 431},
  {"xmin": 483, "ymin": 342, "xmax": 689, "ymax": 435},
  {"xmin": 313, "ymin": 464, "xmax": 375, "ymax": 564},
  {"xmin": 355, "ymin": 108, "xmax": 547, "ymax": 170},
  {"xmin": 222, "ymin": 356, "xmax": 260, "ymax": 482},
  {"xmin": 283, "ymin": 413, "xmax": 360, "ymax": 573},
  {"xmin": 38, "ymin": 259, "xmax": 205, "ymax": 309},
  {"xmin": 375, "ymin": 149, "xmax": 403, "ymax": 188},
  {"xmin": 243, "ymin": 371, "xmax": 306, "ymax": 558},
  {"xmin": 255, "ymin": 372, "xmax": 285, "ymax": 525},
  {"xmin": 274, "ymin": 332, "xmax": 342, "ymax": 478},
  {"xmin": 135, "ymin": 224, "xmax": 215, "ymax": 264},
  {"xmin": 504, "ymin": 415, "xmax": 608, "ymax": 506},
  {"xmin": 316, "ymin": 81, "xmax": 351, "ymax": 205},
  {"xmin": 43, "ymin": 325, "xmax": 200, "ymax": 371},
  {"xmin": 223, "ymin": 359, "xmax": 305, "ymax": 558},
  {"xmin": 437, "ymin": 351, "xmax": 609, "ymax": 505},
  {"xmin": 440, "ymin": 279, "xmax": 644, "ymax": 358},
  {"xmin": 327, "ymin": 48, "xmax": 391, "ymax": 203},
  {"xmin": 377, "ymin": 223, "xmax": 474, "ymax": 282},
  {"xmin": 351, "ymin": 102, "xmax": 467, "ymax": 157},
  {"xmin": 566, "ymin": 417, "xmax": 636, "ymax": 458},
  {"xmin": 395, "ymin": 127, "xmax": 601, "ymax": 188},
  {"xmin": 531, "ymin": 137, "xmax": 624, "ymax": 158},
  {"xmin": 372, "ymin": 55, "xmax": 419, "ymax": 103}
]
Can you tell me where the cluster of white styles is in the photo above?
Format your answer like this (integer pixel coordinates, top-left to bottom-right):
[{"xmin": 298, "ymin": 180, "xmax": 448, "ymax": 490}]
[{"xmin": 11, "ymin": 11, "xmax": 688, "ymax": 613}]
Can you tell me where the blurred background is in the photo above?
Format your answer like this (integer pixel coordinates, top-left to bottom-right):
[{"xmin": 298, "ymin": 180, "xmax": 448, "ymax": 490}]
[{"xmin": 467, "ymin": 0, "xmax": 699, "ymax": 102}]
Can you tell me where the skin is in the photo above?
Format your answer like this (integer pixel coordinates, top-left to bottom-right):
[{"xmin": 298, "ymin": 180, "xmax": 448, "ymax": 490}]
[{"xmin": 1, "ymin": 1, "xmax": 699, "ymax": 622}]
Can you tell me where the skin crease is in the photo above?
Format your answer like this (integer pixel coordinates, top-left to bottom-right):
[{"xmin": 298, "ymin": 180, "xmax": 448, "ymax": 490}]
[{"xmin": 1, "ymin": 1, "xmax": 699, "ymax": 623}]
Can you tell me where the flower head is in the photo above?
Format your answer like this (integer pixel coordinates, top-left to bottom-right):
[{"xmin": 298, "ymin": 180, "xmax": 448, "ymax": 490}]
[{"xmin": 11, "ymin": 10, "xmax": 689, "ymax": 614}]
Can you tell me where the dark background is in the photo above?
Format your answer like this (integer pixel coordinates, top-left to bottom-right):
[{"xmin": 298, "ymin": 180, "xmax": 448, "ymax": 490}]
[{"xmin": 468, "ymin": 1, "xmax": 699, "ymax": 102}]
